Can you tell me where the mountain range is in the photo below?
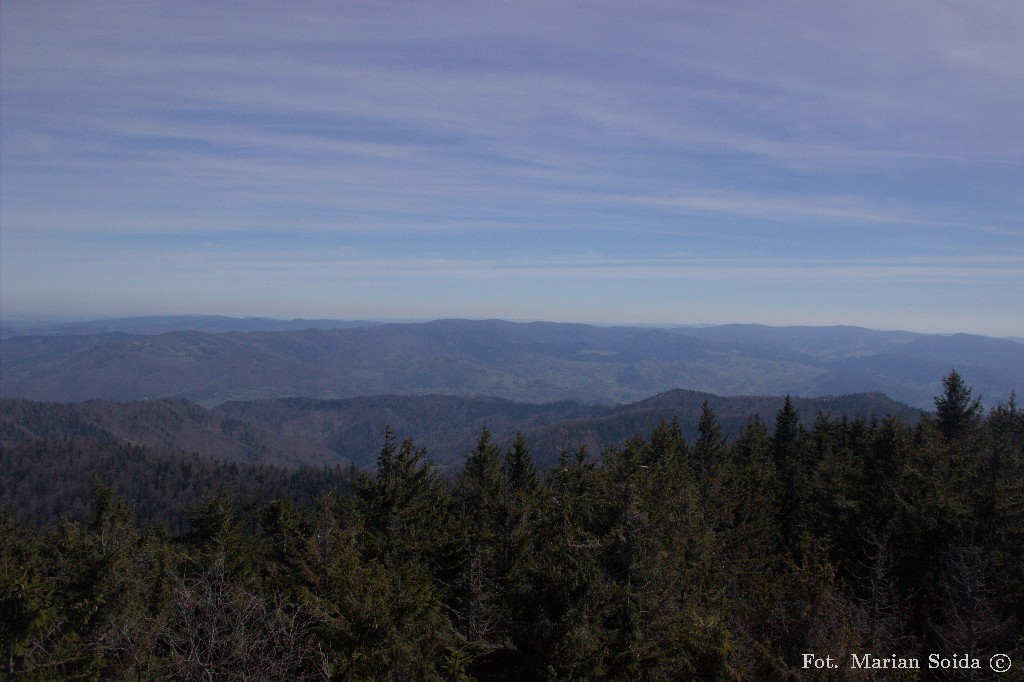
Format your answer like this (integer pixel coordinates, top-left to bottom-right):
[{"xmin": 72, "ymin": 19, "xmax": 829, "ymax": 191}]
[
  {"xmin": 2, "ymin": 317, "xmax": 1022, "ymax": 409},
  {"xmin": 0, "ymin": 314, "xmax": 377, "ymax": 338}
]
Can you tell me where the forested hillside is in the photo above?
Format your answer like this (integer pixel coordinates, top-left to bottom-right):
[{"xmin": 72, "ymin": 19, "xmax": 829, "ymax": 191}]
[
  {"xmin": 3, "ymin": 372, "xmax": 1022, "ymax": 680},
  {"xmin": 0, "ymin": 438, "xmax": 353, "ymax": 532},
  {"xmin": 3, "ymin": 318, "xmax": 1022, "ymax": 408},
  {"xmin": 1, "ymin": 390, "xmax": 919, "ymax": 470}
]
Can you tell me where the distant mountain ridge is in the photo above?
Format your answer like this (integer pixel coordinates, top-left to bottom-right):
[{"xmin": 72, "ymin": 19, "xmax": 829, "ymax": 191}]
[
  {"xmin": 0, "ymin": 314, "xmax": 379, "ymax": 338},
  {"xmin": 2, "ymin": 317, "xmax": 1022, "ymax": 409},
  {"xmin": 1, "ymin": 390, "xmax": 922, "ymax": 471}
]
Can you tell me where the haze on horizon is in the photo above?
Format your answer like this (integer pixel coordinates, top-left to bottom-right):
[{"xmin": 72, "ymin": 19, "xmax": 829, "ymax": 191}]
[{"xmin": 2, "ymin": 2, "xmax": 1022, "ymax": 337}]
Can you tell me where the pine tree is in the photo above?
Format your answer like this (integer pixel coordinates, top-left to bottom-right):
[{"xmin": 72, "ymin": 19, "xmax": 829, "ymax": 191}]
[
  {"xmin": 984, "ymin": 396, "xmax": 1024, "ymax": 628},
  {"xmin": 935, "ymin": 369, "xmax": 983, "ymax": 440},
  {"xmin": 503, "ymin": 431, "xmax": 539, "ymax": 498},
  {"xmin": 496, "ymin": 431, "xmax": 541, "ymax": 674},
  {"xmin": 694, "ymin": 401, "xmax": 727, "ymax": 480},
  {"xmin": 772, "ymin": 396, "xmax": 801, "ymax": 466},
  {"xmin": 772, "ymin": 397, "xmax": 806, "ymax": 550},
  {"xmin": 351, "ymin": 427, "xmax": 461, "ymax": 680},
  {"xmin": 0, "ymin": 509, "xmax": 54, "ymax": 680},
  {"xmin": 185, "ymin": 489, "xmax": 254, "ymax": 579},
  {"xmin": 452, "ymin": 428, "xmax": 509, "ymax": 668},
  {"xmin": 529, "ymin": 443, "xmax": 606, "ymax": 679},
  {"xmin": 360, "ymin": 426, "xmax": 444, "ymax": 565}
]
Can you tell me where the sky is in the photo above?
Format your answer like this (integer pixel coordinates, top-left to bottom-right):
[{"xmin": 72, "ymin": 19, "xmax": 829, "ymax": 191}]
[{"xmin": 2, "ymin": 1, "xmax": 1022, "ymax": 336}]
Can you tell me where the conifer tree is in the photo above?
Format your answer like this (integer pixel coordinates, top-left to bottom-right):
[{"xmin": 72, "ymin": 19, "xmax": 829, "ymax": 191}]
[
  {"xmin": 772, "ymin": 396, "xmax": 801, "ymax": 465},
  {"xmin": 360, "ymin": 426, "xmax": 445, "ymax": 565},
  {"xmin": 529, "ymin": 443, "xmax": 605, "ymax": 679},
  {"xmin": 694, "ymin": 401, "xmax": 727, "ymax": 479},
  {"xmin": 503, "ymin": 431, "xmax": 539, "ymax": 498},
  {"xmin": 496, "ymin": 431, "xmax": 541, "ymax": 670},
  {"xmin": 452, "ymin": 428, "xmax": 510, "ymax": 667},
  {"xmin": 985, "ymin": 396, "xmax": 1024, "ymax": 623},
  {"xmin": 935, "ymin": 369, "xmax": 983, "ymax": 441},
  {"xmin": 772, "ymin": 397, "xmax": 806, "ymax": 550},
  {"xmin": 354, "ymin": 428, "xmax": 461, "ymax": 680},
  {"xmin": 0, "ymin": 509, "xmax": 53, "ymax": 680},
  {"xmin": 185, "ymin": 490, "xmax": 253, "ymax": 579}
]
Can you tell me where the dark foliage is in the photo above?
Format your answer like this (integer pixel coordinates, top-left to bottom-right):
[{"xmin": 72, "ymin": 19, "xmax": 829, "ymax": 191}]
[
  {"xmin": 1, "ymin": 371, "xmax": 1022, "ymax": 680},
  {"xmin": 0, "ymin": 438, "xmax": 353, "ymax": 532}
]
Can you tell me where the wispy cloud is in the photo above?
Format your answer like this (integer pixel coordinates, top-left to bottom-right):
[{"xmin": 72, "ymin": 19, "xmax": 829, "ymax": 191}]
[{"xmin": 2, "ymin": 1, "xmax": 1022, "ymax": 333}]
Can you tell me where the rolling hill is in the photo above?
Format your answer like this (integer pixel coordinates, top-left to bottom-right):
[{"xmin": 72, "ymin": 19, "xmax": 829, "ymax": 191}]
[
  {"xmin": 2, "ymin": 318, "xmax": 1021, "ymax": 409},
  {"xmin": 1, "ymin": 390, "xmax": 921, "ymax": 471}
]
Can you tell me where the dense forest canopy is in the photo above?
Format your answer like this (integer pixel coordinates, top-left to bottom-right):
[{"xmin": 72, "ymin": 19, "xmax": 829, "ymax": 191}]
[{"xmin": 2, "ymin": 371, "xmax": 1022, "ymax": 679}]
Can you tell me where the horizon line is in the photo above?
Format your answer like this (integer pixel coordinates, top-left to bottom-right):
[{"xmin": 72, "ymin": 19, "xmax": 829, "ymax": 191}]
[{"xmin": 2, "ymin": 311, "xmax": 1022, "ymax": 341}]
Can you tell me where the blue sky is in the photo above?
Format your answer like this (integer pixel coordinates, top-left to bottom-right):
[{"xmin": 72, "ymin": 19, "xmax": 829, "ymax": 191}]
[{"xmin": 2, "ymin": 1, "xmax": 1022, "ymax": 335}]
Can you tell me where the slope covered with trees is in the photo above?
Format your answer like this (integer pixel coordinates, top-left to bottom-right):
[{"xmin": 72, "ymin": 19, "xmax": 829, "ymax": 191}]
[
  {"xmin": 0, "ymin": 438, "xmax": 353, "ymax": 532},
  {"xmin": 2, "ymin": 372, "xmax": 1021, "ymax": 680},
  {"xmin": 1, "ymin": 390, "xmax": 919, "ymax": 470}
]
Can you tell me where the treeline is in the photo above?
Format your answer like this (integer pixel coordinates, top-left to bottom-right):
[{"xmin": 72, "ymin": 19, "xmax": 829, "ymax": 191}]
[{"xmin": 2, "ymin": 371, "xmax": 1022, "ymax": 680}]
